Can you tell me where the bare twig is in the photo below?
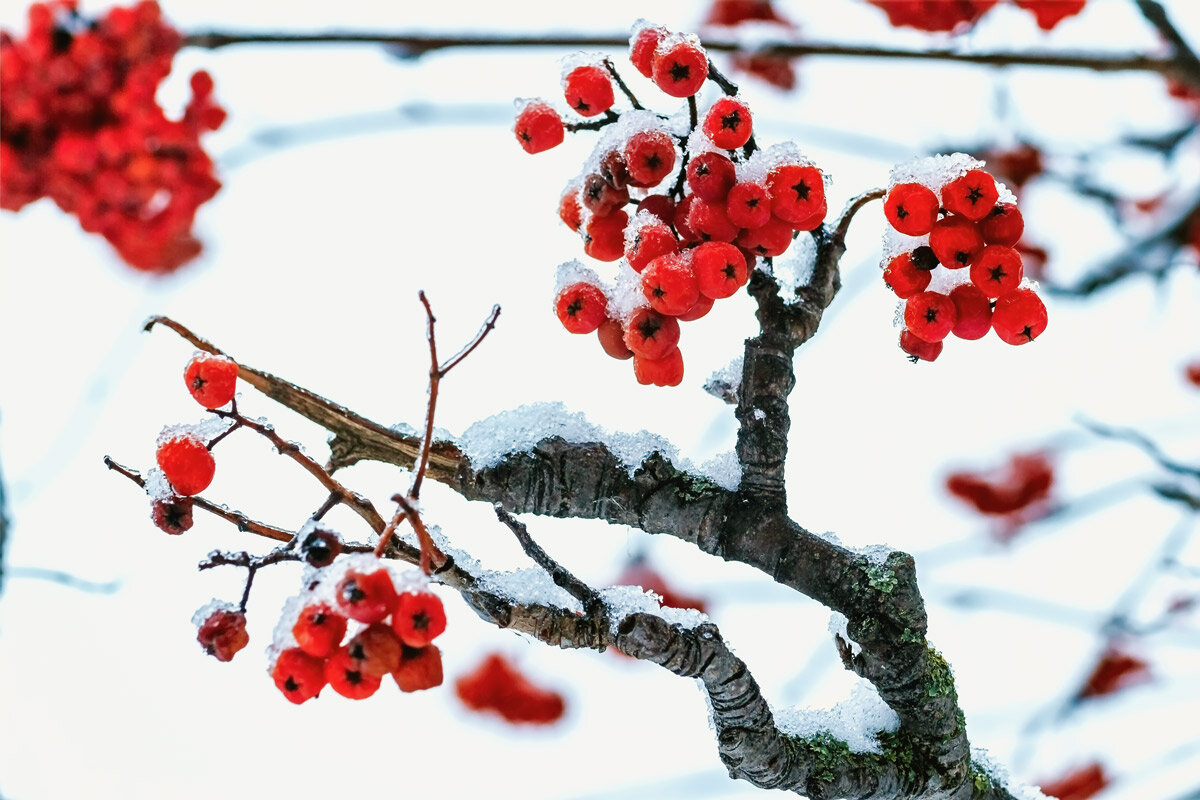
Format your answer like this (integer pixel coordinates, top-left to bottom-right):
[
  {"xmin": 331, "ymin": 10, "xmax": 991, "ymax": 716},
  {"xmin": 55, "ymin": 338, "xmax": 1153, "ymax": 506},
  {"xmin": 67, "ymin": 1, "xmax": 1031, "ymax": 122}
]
[
  {"xmin": 493, "ymin": 503, "xmax": 604, "ymax": 615},
  {"xmin": 1080, "ymin": 417, "xmax": 1200, "ymax": 480}
]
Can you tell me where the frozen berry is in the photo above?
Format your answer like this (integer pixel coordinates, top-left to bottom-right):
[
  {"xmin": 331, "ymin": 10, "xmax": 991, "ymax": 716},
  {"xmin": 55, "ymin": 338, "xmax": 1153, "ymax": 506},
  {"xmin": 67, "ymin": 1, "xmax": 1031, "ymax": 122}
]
[
  {"xmin": 556, "ymin": 282, "xmax": 608, "ymax": 334},
  {"xmin": 726, "ymin": 181, "xmax": 771, "ymax": 229},
  {"xmin": 325, "ymin": 645, "xmax": 383, "ymax": 700},
  {"xmin": 642, "ymin": 253, "xmax": 700, "ymax": 316},
  {"xmin": 598, "ymin": 150, "xmax": 629, "ymax": 190},
  {"xmin": 392, "ymin": 591, "xmax": 448, "ymax": 648},
  {"xmin": 693, "ymin": 241, "xmax": 748, "ymax": 299},
  {"xmin": 583, "ymin": 210, "xmax": 628, "ymax": 262},
  {"xmin": 347, "ymin": 623, "xmax": 404, "ymax": 677},
  {"xmin": 634, "ymin": 347, "xmax": 685, "ymax": 387},
  {"xmin": 563, "ymin": 65, "xmax": 614, "ymax": 117},
  {"xmin": 580, "ymin": 173, "xmax": 628, "ymax": 216},
  {"xmin": 992, "ymin": 288, "xmax": 1048, "ymax": 345},
  {"xmin": 151, "ymin": 495, "xmax": 193, "ymax": 535},
  {"xmin": 558, "ymin": 186, "xmax": 583, "ymax": 231},
  {"xmin": 677, "ymin": 294, "xmax": 715, "ymax": 321},
  {"xmin": 514, "ymin": 101, "xmax": 564, "ymax": 154},
  {"xmin": 686, "ymin": 198, "xmax": 739, "ymax": 243},
  {"xmin": 949, "ymin": 283, "xmax": 993, "ymax": 340},
  {"xmin": 736, "ymin": 216, "xmax": 793, "ymax": 258},
  {"xmin": 624, "ymin": 130, "xmax": 675, "ymax": 187},
  {"xmin": 703, "ymin": 97, "xmax": 753, "ymax": 150},
  {"xmin": 929, "ymin": 215, "xmax": 983, "ymax": 268},
  {"xmin": 629, "ymin": 24, "xmax": 665, "ymax": 78},
  {"xmin": 196, "ymin": 607, "xmax": 248, "ymax": 662},
  {"xmin": 904, "ymin": 291, "xmax": 957, "ymax": 343},
  {"xmin": 980, "ymin": 202, "xmax": 1024, "ymax": 246},
  {"xmin": 272, "ymin": 647, "xmax": 326, "ymax": 704},
  {"xmin": 652, "ymin": 39, "xmax": 708, "ymax": 98},
  {"xmin": 596, "ymin": 318, "xmax": 634, "ymax": 360},
  {"xmin": 767, "ymin": 164, "xmax": 826, "ymax": 229},
  {"xmin": 393, "ymin": 644, "xmax": 444, "ymax": 693},
  {"xmin": 970, "ymin": 245, "xmax": 1023, "ymax": 298},
  {"xmin": 626, "ymin": 222, "xmax": 679, "ymax": 272},
  {"xmin": 156, "ymin": 433, "xmax": 215, "ymax": 496},
  {"xmin": 184, "ymin": 352, "xmax": 238, "ymax": 409},
  {"xmin": 637, "ymin": 194, "xmax": 675, "ymax": 224},
  {"xmin": 292, "ymin": 602, "xmax": 348, "ymax": 658},
  {"xmin": 335, "ymin": 567, "xmax": 398, "ymax": 624},
  {"xmin": 673, "ymin": 195, "xmax": 699, "ymax": 243},
  {"xmin": 623, "ymin": 308, "xmax": 680, "ymax": 359},
  {"xmin": 883, "ymin": 252, "xmax": 933, "ymax": 299},
  {"xmin": 884, "ymin": 183, "xmax": 939, "ymax": 236},
  {"xmin": 941, "ymin": 169, "xmax": 999, "ymax": 221},
  {"xmin": 301, "ymin": 527, "xmax": 342, "ymax": 568},
  {"xmin": 899, "ymin": 329, "xmax": 944, "ymax": 362},
  {"xmin": 686, "ymin": 152, "xmax": 737, "ymax": 202}
]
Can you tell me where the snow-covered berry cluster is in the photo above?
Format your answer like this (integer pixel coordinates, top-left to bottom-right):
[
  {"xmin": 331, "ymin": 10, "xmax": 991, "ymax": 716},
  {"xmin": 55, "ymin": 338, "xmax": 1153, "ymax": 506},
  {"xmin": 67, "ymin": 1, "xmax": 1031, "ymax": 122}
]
[
  {"xmin": 881, "ymin": 155, "xmax": 1048, "ymax": 362},
  {"xmin": 866, "ymin": 0, "xmax": 1087, "ymax": 34},
  {"xmin": 515, "ymin": 21, "xmax": 829, "ymax": 387}
]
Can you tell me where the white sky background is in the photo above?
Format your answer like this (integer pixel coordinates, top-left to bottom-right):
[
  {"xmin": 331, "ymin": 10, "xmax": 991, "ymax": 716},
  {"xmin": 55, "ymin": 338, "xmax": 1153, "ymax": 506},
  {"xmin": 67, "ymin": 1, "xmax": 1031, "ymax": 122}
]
[{"xmin": 2, "ymin": 1, "xmax": 1200, "ymax": 798}]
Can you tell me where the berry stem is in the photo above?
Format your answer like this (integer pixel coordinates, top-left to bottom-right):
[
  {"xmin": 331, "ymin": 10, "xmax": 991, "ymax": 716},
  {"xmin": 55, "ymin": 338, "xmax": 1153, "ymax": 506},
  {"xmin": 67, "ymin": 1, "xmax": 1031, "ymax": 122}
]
[
  {"xmin": 410, "ymin": 290, "xmax": 441, "ymax": 501},
  {"xmin": 310, "ymin": 491, "xmax": 341, "ymax": 522},
  {"xmin": 706, "ymin": 60, "xmax": 739, "ymax": 96},
  {"xmin": 438, "ymin": 303, "xmax": 502, "ymax": 376},
  {"xmin": 393, "ymin": 493, "xmax": 445, "ymax": 575},
  {"xmin": 687, "ymin": 94, "xmax": 698, "ymax": 131},
  {"xmin": 603, "ymin": 57, "xmax": 644, "ymax": 110},
  {"xmin": 833, "ymin": 187, "xmax": 888, "ymax": 246}
]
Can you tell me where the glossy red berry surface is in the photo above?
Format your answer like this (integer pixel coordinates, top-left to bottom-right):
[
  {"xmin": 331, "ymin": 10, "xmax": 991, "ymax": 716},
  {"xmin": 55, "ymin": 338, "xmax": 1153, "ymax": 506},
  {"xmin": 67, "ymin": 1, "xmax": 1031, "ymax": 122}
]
[
  {"xmin": 686, "ymin": 152, "xmax": 737, "ymax": 202},
  {"xmin": 941, "ymin": 169, "xmax": 999, "ymax": 221},
  {"xmin": 899, "ymin": 329, "xmax": 944, "ymax": 362},
  {"xmin": 970, "ymin": 245, "xmax": 1023, "ymax": 298},
  {"xmin": 766, "ymin": 164, "xmax": 826, "ymax": 229},
  {"xmin": 883, "ymin": 251, "xmax": 933, "ymax": 299},
  {"xmin": 929, "ymin": 215, "xmax": 984, "ymax": 269},
  {"xmin": 623, "ymin": 308, "xmax": 680, "ymax": 359},
  {"xmin": 335, "ymin": 568, "xmax": 398, "ymax": 624},
  {"xmin": 183, "ymin": 352, "xmax": 237, "ymax": 409},
  {"xmin": 272, "ymin": 647, "xmax": 327, "ymax": 704},
  {"xmin": 580, "ymin": 173, "xmax": 628, "ymax": 216},
  {"xmin": 156, "ymin": 433, "xmax": 215, "ymax": 496},
  {"xmin": 623, "ymin": 130, "xmax": 676, "ymax": 187},
  {"xmin": 392, "ymin": 591, "xmax": 448, "ymax": 648},
  {"xmin": 514, "ymin": 102, "xmax": 564, "ymax": 154},
  {"xmin": 347, "ymin": 623, "xmax": 404, "ymax": 677},
  {"xmin": 736, "ymin": 216, "xmax": 792, "ymax": 258},
  {"xmin": 641, "ymin": 252, "xmax": 700, "ymax": 316},
  {"xmin": 904, "ymin": 291, "xmax": 958, "ymax": 343},
  {"xmin": 596, "ymin": 318, "xmax": 633, "ymax": 360},
  {"xmin": 884, "ymin": 183, "xmax": 940, "ymax": 236},
  {"xmin": 150, "ymin": 496, "xmax": 193, "ymax": 534},
  {"xmin": 629, "ymin": 25, "xmax": 665, "ymax": 78},
  {"xmin": 651, "ymin": 40, "xmax": 708, "ymax": 98},
  {"xmin": 637, "ymin": 194, "xmax": 675, "ymax": 224},
  {"xmin": 949, "ymin": 283, "xmax": 993, "ymax": 340},
  {"xmin": 556, "ymin": 282, "xmax": 608, "ymax": 334},
  {"xmin": 979, "ymin": 202, "xmax": 1024, "ymax": 246},
  {"xmin": 583, "ymin": 210, "xmax": 628, "ymax": 262},
  {"xmin": 394, "ymin": 644, "xmax": 444, "ymax": 693},
  {"xmin": 992, "ymin": 288, "xmax": 1048, "ymax": 345},
  {"xmin": 725, "ymin": 181, "xmax": 771, "ymax": 229},
  {"xmin": 693, "ymin": 241, "xmax": 748, "ymax": 300},
  {"xmin": 703, "ymin": 97, "xmax": 753, "ymax": 150},
  {"xmin": 686, "ymin": 198, "xmax": 739, "ymax": 243},
  {"xmin": 626, "ymin": 222, "xmax": 679, "ymax": 272},
  {"xmin": 633, "ymin": 347, "xmax": 685, "ymax": 387},
  {"xmin": 563, "ymin": 65, "xmax": 614, "ymax": 117},
  {"xmin": 325, "ymin": 645, "xmax": 383, "ymax": 700},
  {"xmin": 292, "ymin": 602, "xmax": 348, "ymax": 658}
]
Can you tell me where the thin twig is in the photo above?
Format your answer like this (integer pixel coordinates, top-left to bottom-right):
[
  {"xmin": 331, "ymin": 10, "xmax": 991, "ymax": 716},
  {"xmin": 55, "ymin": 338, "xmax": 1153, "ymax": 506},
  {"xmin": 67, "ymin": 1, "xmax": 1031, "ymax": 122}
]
[
  {"xmin": 1080, "ymin": 418, "xmax": 1200, "ymax": 480},
  {"xmin": 833, "ymin": 187, "xmax": 887, "ymax": 245},
  {"xmin": 603, "ymin": 57, "xmax": 643, "ymax": 110},
  {"xmin": 410, "ymin": 291, "xmax": 441, "ymax": 500},
  {"xmin": 393, "ymin": 493, "xmax": 445, "ymax": 574},
  {"xmin": 438, "ymin": 304, "xmax": 502, "ymax": 376},
  {"xmin": 494, "ymin": 502, "xmax": 604, "ymax": 615}
]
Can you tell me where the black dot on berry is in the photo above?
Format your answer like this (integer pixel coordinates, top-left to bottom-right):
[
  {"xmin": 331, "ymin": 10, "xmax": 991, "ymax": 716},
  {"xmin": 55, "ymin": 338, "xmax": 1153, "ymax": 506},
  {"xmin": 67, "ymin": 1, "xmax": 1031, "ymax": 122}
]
[
  {"xmin": 955, "ymin": 251, "xmax": 970, "ymax": 265},
  {"xmin": 722, "ymin": 264, "xmax": 736, "ymax": 279},
  {"xmin": 792, "ymin": 181, "xmax": 810, "ymax": 202},
  {"xmin": 988, "ymin": 266, "xmax": 1007, "ymax": 283},
  {"xmin": 567, "ymin": 299, "xmax": 583, "ymax": 317},
  {"xmin": 344, "ymin": 584, "xmax": 365, "ymax": 603},
  {"xmin": 745, "ymin": 198, "xmax": 759, "ymax": 208},
  {"xmin": 312, "ymin": 612, "xmax": 326, "ymax": 626},
  {"xmin": 284, "ymin": 677, "xmax": 300, "ymax": 692},
  {"xmin": 645, "ymin": 154, "xmax": 661, "ymax": 170},
  {"xmin": 966, "ymin": 186, "xmax": 984, "ymax": 204},
  {"xmin": 574, "ymin": 100, "xmax": 590, "ymax": 112},
  {"xmin": 696, "ymin": 163, "xmax": 710, "ymax": 177},
  {"xmin": 924, "ymin": 308, "xmax": 938, "ymax": 323},
  {"xmin": 721, "ymin": 111, "xmax": 741, "ymax": 131},
  {"xmin": 637, "ymin": 318, "xmax": 661, "ymax": 339},
  {"xmin": 1021, "ymin": 325, "xmax": 1035, "ymax": 341},
  {"xmin": 51, "ymin": 27, "xmax": 73, "ymax": 53},
  {"xmin": 896, "ymin": 205, "xmax": 909, "ymax": 219},
  {"xmin": 652, "ymin": 286, "xmax": 666, "ymax": 299},
  {"xmin": 756, "ymin": 245, "xmax": 768, "ymax": 254},
  {"xmin": 669, "ymin": 62, "xmax": 690, "ymax": 82},
  {"xmin": 345, "ymin": 670, "xmax": 363, "ymax": 685},
  {"xmin": 519, "ymin": 131, "xmax": 531, "ymax": 142},
  {"xmin": 412, "ymin": 611, "xmax": 430, "ymax": 631},
  {"xmin": 349, "ymin": 642, "xmax": 366, "ymax": 660}
]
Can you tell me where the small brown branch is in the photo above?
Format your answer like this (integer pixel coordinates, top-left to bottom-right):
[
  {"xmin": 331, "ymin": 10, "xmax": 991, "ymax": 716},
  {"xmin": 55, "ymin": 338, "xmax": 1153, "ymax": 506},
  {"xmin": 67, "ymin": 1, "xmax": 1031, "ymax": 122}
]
[
  {"xmin": 603, "ymin": 57, "xmax": 643, "ymax": 111},
  {"xmin": 706, "ymin": 60, "xmax": 740, "ymax": 96},
  {"xmin": 410, "ymin": 291, "xmax": 441, "ymax": 501},
  {"xmin": 834, "ymin": 187, "xmax": 888, "ymax": 246},
  {"xmin": 392, "ymin": 493, "xmax": 446, "ymax": 574},
  {"xmin": 493, "ymin": 503, "xmax": 604, "ymax": 615},
  {"xmin": 1136, "ymin": 1, "xmax": 1200, "ymax": 88},
  {"xmin": 438, "ymin": 303, "xmax": 502, "ymax": 377}
]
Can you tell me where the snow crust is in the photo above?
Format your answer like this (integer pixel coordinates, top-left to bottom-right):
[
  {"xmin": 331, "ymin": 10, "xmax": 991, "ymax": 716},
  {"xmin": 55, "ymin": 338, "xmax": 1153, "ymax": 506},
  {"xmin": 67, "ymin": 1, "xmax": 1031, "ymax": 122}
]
[
  {"xmin": 971, "ymin": 747, "xmax": 1052, "ymax": 800},
  {"xmin": 773, "ymin": 681, "xmax": 900, "ymax": 754},
  {"xmin": 770, "ymin": 230, "xmax": 818, "ymax": 304},
  {"xmin": 828, "ymin": 611, "xmax": 862, "ymax": 657},
  {"xmin": 599, "ymin": 584, "xmax": 709, "ymax": 633}
]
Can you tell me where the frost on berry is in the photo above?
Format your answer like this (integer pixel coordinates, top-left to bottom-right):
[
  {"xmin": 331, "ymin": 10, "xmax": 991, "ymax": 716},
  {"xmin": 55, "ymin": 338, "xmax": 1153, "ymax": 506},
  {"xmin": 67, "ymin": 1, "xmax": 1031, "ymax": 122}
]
[
  {"xmin": 556, "ymin": 281, "xmax": 609, "ymax": 334},
  {"xmin": 650, "ymin": 35, "xmax": 708, "ymax": 98},
  {"xmin": 394, "ymin": 644, "xmax": 444, "ymax": 693},
  {"xmin": 392, "ymin": 591, "xmax": 448, "ymax": 648},
  {"xmin": 155, "ymin": 429, "xmax": 215, "ymax": 496},
  {"xmin": 183, "ymin": 352, "xmax": 238, "ymax": 409},
  {"xmin": 563, "ymin": 63, "xmax": 614, "ymax": 118},
  {"xmin": 193, "ymin": 602, "xmax": 248, "ymax": 662},
  {"xmin": 629, "ymin": 21, "xmax": 666, "ymax": 79},
  {"xmin": 150, "ymin": 495, "xmax": 193, "ymax": 535},
  {"xmin": 272, "ymin": 647, "xmax": 327, "ymax": 704},
  {"xmin": 335, "ymin": 567, "xmax": 399, "ymax": 624},
  {"xmin": 513, "ymin": 99, "xmax": 564, "ymax": 154}
]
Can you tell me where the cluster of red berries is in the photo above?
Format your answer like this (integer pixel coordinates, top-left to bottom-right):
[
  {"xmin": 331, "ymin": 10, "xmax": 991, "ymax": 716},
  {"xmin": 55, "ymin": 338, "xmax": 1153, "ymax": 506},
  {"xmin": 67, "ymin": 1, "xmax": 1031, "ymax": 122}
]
[
  {"xmin": 0, "ymin": 1, "xmax": 223, "ymax": 272},
  {"xmin": 517, "ymin": 23, "xmax": 828, "ymax": 386},
  {"xmin": 150, "ymin": 352, "xmax": 239, "ymax": 511},
  {"xmin": 455, "ymin": 653, "xmax": 565, "ymax": 724},
  {"xmin": 271, "ymin": 564, "xmax": 447, "ymax": 704},
  {"xmin": 880, "ymin": 156, "xmax": 1048, "ymax": 362},
  {"xmin": 866, "ymin": 0, "xmax": 1086, "ymax": 33}
]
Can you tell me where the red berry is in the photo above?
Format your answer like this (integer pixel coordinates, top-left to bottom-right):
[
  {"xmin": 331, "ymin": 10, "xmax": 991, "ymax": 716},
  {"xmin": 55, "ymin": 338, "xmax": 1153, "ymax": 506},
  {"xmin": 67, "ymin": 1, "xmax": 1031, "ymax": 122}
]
[
  {"xmin": 726, "ymin": 181, "xmax": 771, "ymax": 229},
  {"xmin": 904, "ymin": 291, "xmax": 958, "ymax": 343},
  {"xmin": 677, "ymin": 294, "xmax": 715, "ymax": 321},
  {"xmin": 767, "ymin": 164, "xmax": 826, "ymax": 229},
  {"xmin": 335, "ymin": 567, "xmax": 398, "ymax": 624},
  {"xmin": 641, "ymin": 253, "xmax": 700, "ymax": 316},
  {"xmin": 150, "ymin": 496, "xmax": 193, "ymax": 535},
  {"xmin": 325, "ymin": 645, "xmax": 383, "ymax": 700},
  {"xmin": 884, "ymin": 183, "xmax": 940, "ymax": 236},
  {"xmin": 673, "ymin": 195, "xmax": 700, "ymax": 243},
  {"xmin": 596, "ymin": 318, "xmax": 634, "ymax": 360},
  {"xmin": 623, "ymin": 130, "xmax": 675, "ymax": 187},
  {"xmin": 629, "ymin": 25, "xmax": 665, "ymax": 78},
  {"xmin": 637, "ymin": 194, "xmax": 675, "ymax": 224},
  {"xmin": 300, "ymin": 527, "xmax": 342, "ymax": 568},
  {"xmin": 991, "ymin": 288, "xmax": 1048, "ymax": 345},
  {"xmin": 272, "ymin": 647, "xmax": 327, "ymax": 704},
  {"xmin": 693, "ymin": 241, "xmax": 748, "ymax": 300},
  {"xmin": 899, "ymin": 329, "xmax": 944, "ymax": 362},
  {"xmin": 156, "ymin": 433, "xmax": 215, "ymax": 496},
  {"xmin": 686, "ymin": 152, "xmax": 737, "ymax": 202},
  {"xmin": 394, "ymin": 644, "xmax": 444, "ymax": 693},
  {"xmin": 347, "ymin": 623, "xmax": 404, "ymax": 677},
  {"xmin": 514, "ymin": 101, "xmax": 564, "ymax": 154},
  {"xmin": 626, "ymin": 222, "xmax": 679, "ymax": 272},
  {"xmin": 1186, "ymin": 361, "xmax": 1200, "ymax": 388},
  {"xmin": 196, "ymin": 607, "xmax": 248, "ymax": 662},
  {"xmin": 883, "ymin": 251, "xmax": 933, "ymax": 299},
  {"xmin": 184, "ymin": 352, "xmax": 238, "ymax": 409},
  {"xmin": 949, "ymin": 283, "xmax": 993, "ymax": 340},
  {"xmin": 686, "ymin": 198, "xmax": 740, "ymax": 243},
  {"xmin": 929, "ymin": 215, "xmax": 984, "ymax": 269},
  {"xmin": 623, "ymin": 308, "xmax": 680, "ymax": 359},
  {"xmin": 598, "ymin": 150, "xmax": 629, "ymax": 190},
  {"xmin": 455, "ymin": 653, "xmax": 566, "ymax": 725},
  {"xmin": 558, "ymin": 186, "xmax": 583, "ymax": 231},
  {"xmin": 563, "ymin": 65, "xmax": 614, "ymax": 117},
  {"xmin": 736, "ymin": 216, "xmax": 793, "ymax": 258},
  {"xmin": 392, "ymin": 591, "xmax": 448, "ymax": 648},
  {"xmin": 292, "ymin": 602, "xmax": 348, "ymax": 658},
  {"xmin": 651, "ymin": 40, "xmax": 708, "ymax": 98},
  {"xmin": 979, "ymin": 202, "xmax": 1024, "ymax": 246},
  {"xmin": 580, "ymin": 173, "xmax": 628, "ymax": 216},
  {"xmin": 970, "ymin": 245, "xmax": 1024, "ymax": 298},
  {"xmin": 703, "ymin": 97, "xmax": 753, "ymax": 150},
  {"xmin": 556, "ymin": 282, "xmax": 608, "ymax": 334},
  {"xmin": 634, "ymin": 347, "xmax": 685, "ymax": 387},
  {"xmin": 941, "ymin": 169, "xmax": 999, "ymax": 221},
  {"xmin": 583, "ymin": 210, "xmax": 628, "ymax": 262},
  {"xmin": 1014, "ymin": 0, "xmax": 1086, "ymax": 30}
]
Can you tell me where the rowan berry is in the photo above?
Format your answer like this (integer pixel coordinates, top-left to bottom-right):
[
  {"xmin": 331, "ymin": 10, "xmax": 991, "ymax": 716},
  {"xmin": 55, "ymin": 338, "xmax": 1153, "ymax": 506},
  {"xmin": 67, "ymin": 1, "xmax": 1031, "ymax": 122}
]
[
  {"xmin": 642, "ymin": 252, "xmax": 700, "ymax": 316},
  {"xmin": 392, "ymin": 591, "xmax": 448, "ymax": 648},
  {"xmin": 970, "ymin": 245, "xmax": 1023, "ymax": 298},
  {"xmin": 347, "ymin": 623, "xmax": 404, "ymax": 677},
  {"xmin": 686, "ymin": 152, "xmax": 737, "ymax": 202},
  {"xmin": 949, "ymin": 283, "xmax": 992, "ymax": 340},
  {"xmin": 686, "ymin": 198, "xmax": 740, "ymax": 243},
  {"xmin": 514, "ymin": 101, "xmax": 564, "ymax": 154},
  {"xmin": 735, "ymin": 216, "xmax": 792, "ymax": 258},
  {"xmin": 904, "ymin": 291, "xmax": 958, "ymax": 343},
  {"xmin": 637, "ymin": 194, "xmax": 675, "ymax": 224},
  {"xmin": 882, "ymin": 252, "xmax": 932, "ymax": 299},
  {"xmin": 672, "ymin": 195, "xmax": 700, "ymax": 243},
  {"xmin": 979, "ymin": 202, "xmax": 1023, "ymax": 246},
  {"xmin": 677, "ymin": 294, "xmax": 715, "ymax": 321},
  {"xmin": 703, "ymin": 97, "xmax": 753, "ymax": 150},
  {"xmin": 899, "ymin": 329, "xmax": 944, "ymax": 363},
  {"xmin": 991, "ymin": 288, "xmax": 1048, "ymax": 345},
  {"xmin": 1014, "ymin": 0, "xmax": 1086, "ymax": 30},
  {"xmin": 623, "ymin": 130, "xmax": 675, "ymax": 187},
  {"xmin": 693, "ymin": 241, "xmax": 748, "ymax": 299},
  {"xmin": 929, "ymin": 215, "xmax": 983, "ymax": 268},
  {"xmin": 651, "ymin": 39, "xmax": 708, "ymax": 98},
  {"xmin": 941, "ymin": 169, "xmax": 999, "ymax": 221},
  {"xmin": 563, "ymin": 65, "xmax": 614, "ymax": 117},
  {"xmin": 335, "ymin": 567, "xmax": 399, "ymax": 624},
  {"xmin": 634, "ymin": 347, "xmax": 685, "ymax": 387},
  {"xmin": 150, "ymin": 495, "xmax": 193, "ymax": 535},
  {"xmin": 196, "ymin": 607, "xmax": 249, "ymax": 662},
  {"xmin": 623, "ymin": 307, "xmax": 680, "ymax": 359},
  {"xmin": 300, "ymin": 527, "xmax": 342, "ymax": 568},
  {"xmin": 626, "ymin": 222, "xmax": 679, "ymax": 272},
  {"xmin": 558, "ymin": 186, "xmax": 583, "ymax": 231},
  {"xmin": 629, "ymin": 24, "xmax": 665, "ymax": 78},
  {"xmin": 456, "ymin": 653, "xmax": 566, "ymax": 725},
  {"xmin": 272, "ymin": 647, "xmax": 327, "ymax": 704},
  {"xmin": 183, "ymin": 352, "xmax": 237, "ymax": 409},
  {"xmin": 884, "ymin": 183, "xmax": 940, "ymax": 236},
  {"xmin": 766, "ymin": 164, "xmax": 826, "ymax": 229},
  {"xmin": 596, "ymin": 317, "xmax": 634, "ymax": 360},
  {"xmin": 292, "ymin": 602, "xmax": 348, "ymax": 658},
  {"xmin": 156, "ymin": 432, "xmax": 215, "ymax": 496},
  {"xmin": 583, "ymin": 210, "xmax": 628, "ymax": 262},
  {"xmin": 325, "ymin": 645, "xmax": 383, "ymax": 700},
  {"xmin": 726, "ymin": 181, "xmax": 771, "ymax": 229},
  {"xmin": 598, "ymin": 149, "xmax": 629, "ymax": 190},
  {"xmin": 580, "ymin": 173, "xmax": 628, "ymax": 216},
  {"xmin": 1185, "ymin": 361, "xmax": 1200, "ymax": 388},
  {"xmin": 556, "ymin": 282, "xmax": 608, "ymax": 334},
  {"xmin": 393, "ymin": 644, "xmax": 444, "ymax": 693}
]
